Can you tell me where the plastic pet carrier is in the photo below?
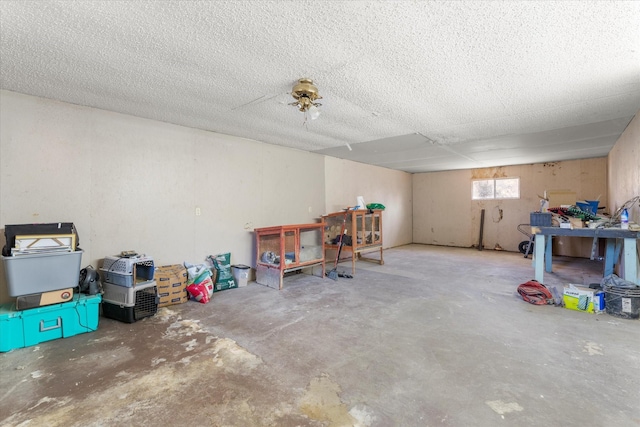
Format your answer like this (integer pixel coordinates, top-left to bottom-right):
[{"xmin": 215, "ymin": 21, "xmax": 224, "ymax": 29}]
[{"xmin": 101, "ymin": 281, "xmax": 158, "ymax": 323}]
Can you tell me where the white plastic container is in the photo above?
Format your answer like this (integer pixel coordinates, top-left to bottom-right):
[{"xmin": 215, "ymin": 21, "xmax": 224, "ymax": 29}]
[
  {"xmin": 621, "ymin": 208, "xmax": 629, "ymax": 229},
  {"xmin": 231, "ymin": 265, "xmax": 250, "ymax": 287}
]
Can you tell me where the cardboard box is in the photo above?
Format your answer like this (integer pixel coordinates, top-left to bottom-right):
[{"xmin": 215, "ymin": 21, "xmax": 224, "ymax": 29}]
[
  {"xmin": 155, "ymin": 265, "xmax": 188, "ymax": 307},
  {"xmin": 545, "ymin": 190, "xmax": 576, "ymax": 208},
  {"xmin": 568, "ymin": 217, "xmax": 584, "ymax": 229},
  {"xmin": 563, "ymin": 284, "xmax": 604, "ymax": 313}
]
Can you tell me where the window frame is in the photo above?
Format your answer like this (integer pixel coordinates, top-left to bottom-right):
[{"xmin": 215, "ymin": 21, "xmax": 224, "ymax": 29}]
[{"xmin": 472, "ymin": 177, "xmax": 520, "ymax": 200}]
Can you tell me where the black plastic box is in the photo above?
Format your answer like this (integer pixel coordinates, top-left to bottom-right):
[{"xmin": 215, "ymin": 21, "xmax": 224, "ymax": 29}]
[{"xmin": 530, "ymin": 212, "xmax": 552, "ymax": 226}]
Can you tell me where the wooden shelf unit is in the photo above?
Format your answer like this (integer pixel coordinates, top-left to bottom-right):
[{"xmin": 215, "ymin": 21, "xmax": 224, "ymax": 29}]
[
  {"xmin": 254, "ymin": 222, "xmax": 325, "ymax": 290},
  {"xmin": 322, "ymin": 209, "xmax": 384, "ymax": 275}
]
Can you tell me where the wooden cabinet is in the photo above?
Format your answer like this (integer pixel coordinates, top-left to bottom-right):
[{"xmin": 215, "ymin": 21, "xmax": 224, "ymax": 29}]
[
  {"xmin": 322, "ymin": 209, "xmax": 384, "ymax": 275},
  {"xmin": 254, "ymin": 222, "xmax": 325, "ymax": 290}
]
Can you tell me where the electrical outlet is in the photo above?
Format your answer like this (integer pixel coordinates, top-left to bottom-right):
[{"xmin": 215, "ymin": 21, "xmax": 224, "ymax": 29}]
[{"xmin": 195, "ymin": 207, "xmax": 201, "ymax": 216}]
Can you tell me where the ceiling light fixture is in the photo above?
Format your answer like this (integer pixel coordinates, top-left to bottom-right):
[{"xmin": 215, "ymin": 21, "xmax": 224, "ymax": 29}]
[{"xmin": 290, "ymin": 78, "xmax": 322, "ymax": 121}]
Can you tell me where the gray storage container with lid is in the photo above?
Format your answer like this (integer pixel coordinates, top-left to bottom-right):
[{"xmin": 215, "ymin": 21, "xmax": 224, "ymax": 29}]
[{"xmin": 2, "ymin": 250, "xmax": 83, "ymax": 297}]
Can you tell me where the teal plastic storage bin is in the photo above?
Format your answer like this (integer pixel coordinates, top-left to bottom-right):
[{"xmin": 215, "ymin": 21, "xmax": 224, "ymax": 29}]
[
  {"xmin": 0, "ymin": 294, "xmax": 101, "ymax": 352},
  {"xmin": 0, "ymin": 309, "xmax": 24, "ymax": 352}
]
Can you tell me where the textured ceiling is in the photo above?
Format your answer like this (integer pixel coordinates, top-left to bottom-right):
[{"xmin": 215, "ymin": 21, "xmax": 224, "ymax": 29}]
[{"xmin": 1, "ymin": 1, "xmax": 639, "ymax": 173}]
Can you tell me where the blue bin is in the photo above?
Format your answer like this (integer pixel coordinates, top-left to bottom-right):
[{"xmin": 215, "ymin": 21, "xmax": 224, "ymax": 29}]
[{"xmin": 576, "ymin": 200, "xmax": 599, "ymax": 215}]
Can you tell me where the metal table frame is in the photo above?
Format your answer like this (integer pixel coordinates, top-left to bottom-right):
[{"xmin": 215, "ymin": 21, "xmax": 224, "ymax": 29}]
[{"xmin": 532, "ymin": 226, "xmax": 639, "ymax": 285}]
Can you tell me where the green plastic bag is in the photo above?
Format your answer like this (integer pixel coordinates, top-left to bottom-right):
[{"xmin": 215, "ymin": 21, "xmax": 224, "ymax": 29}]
[
  {"xmin": 208, "ymin": 253, "xmax": 237, "ymax": 292},
  {"xmin": 366, "ymin": 203, "xmax": 385, "ymax": 210}
]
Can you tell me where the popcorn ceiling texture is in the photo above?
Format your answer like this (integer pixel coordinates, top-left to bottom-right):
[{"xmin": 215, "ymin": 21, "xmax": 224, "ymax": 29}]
[{"xmin": 1, "ymin": 1, "xmax": 639, "ymax": 172}]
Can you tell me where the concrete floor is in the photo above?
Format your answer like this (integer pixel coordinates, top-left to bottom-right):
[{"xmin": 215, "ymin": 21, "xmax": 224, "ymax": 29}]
[{"xmin": 1, "ymin": 244, "xmax": 639, "ymax": 427}]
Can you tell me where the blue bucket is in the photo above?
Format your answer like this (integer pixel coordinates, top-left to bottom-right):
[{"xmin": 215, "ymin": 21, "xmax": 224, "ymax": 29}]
[{"xmin": 576, "ymin": 200, "xmax": 599, "ymax": 215}]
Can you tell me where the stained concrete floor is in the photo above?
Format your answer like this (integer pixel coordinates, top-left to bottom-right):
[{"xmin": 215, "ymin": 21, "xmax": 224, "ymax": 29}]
[{"xmin": 1, "ymin": 244, "xmax": 639, "ymax": 427}]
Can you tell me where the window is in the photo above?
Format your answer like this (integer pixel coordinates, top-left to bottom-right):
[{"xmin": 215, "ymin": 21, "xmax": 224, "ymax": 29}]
[{"xmin": 472, "ymin": 178, "xmax": 520, "ymax": 200}]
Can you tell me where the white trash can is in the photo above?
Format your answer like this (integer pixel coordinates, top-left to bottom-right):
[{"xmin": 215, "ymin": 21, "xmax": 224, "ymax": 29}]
[{"xmin": 231, "ymin": 264, "xmax": 250, "ymax": 287}]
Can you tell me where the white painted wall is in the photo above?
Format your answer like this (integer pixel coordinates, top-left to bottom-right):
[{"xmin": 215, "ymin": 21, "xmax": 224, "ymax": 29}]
[
  {"xmin": 608, "ymin": 112, "xmax": 640, "ymax": 221},
  {"xmin": 413, "ymin": 159, "xmax": 608, "ymax": 256},
  {"xmin": 323, "ymin": 157, "xmax": 413, "ymax": 248},
  {"xmin": 0, "ymin": 91, "xmax": 332, "ymax": 302},
  {"xmin": 608, "ymin": 111, "xmax": 640, "ymax": 282},
  {"xmin": 1, "ymin": 90, "xmax": 631, "ymax": 304}
]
